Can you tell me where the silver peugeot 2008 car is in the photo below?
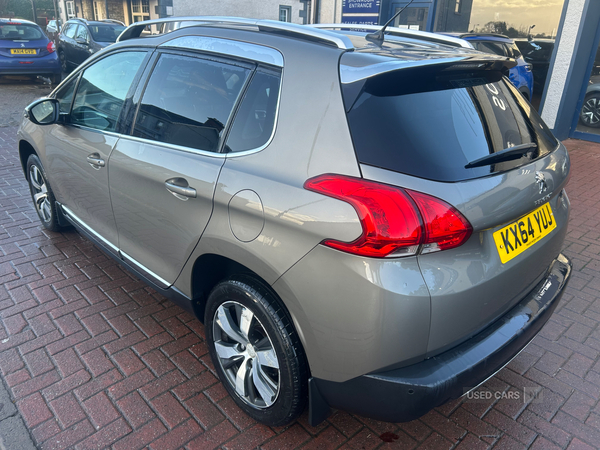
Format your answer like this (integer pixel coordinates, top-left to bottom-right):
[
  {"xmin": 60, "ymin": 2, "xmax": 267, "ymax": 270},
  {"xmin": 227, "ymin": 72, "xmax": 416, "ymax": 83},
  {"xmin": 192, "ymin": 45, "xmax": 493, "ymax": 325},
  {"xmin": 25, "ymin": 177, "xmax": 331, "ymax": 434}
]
[{"xmin": 18, "ymin": 17, "xmax": 571, "ymax": 427}]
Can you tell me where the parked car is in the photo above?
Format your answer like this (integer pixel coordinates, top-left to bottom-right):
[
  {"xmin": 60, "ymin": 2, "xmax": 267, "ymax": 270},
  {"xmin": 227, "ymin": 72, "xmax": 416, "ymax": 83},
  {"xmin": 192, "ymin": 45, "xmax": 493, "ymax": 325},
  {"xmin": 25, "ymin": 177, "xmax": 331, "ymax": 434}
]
[
  {"xmin": 46, "ymin": 19, "xmax": 61, "ymax": 41},
  {"xmin": 515, "ymin": 38, "xmax": 556, "ymax": 95},
  {"xmin": 579, "ymin": 75, "xmax": 600, "ymax": 128},
  {"xmin": 18, "ymin": 17, "xmax": 572, "ymax": 427},
  {"xmin": 56, "ymin": 18, "xmax": 125, "ymax": 72},
  {"xmin": 0, "ymin": 18, "xmax": 61, "ymax": 83},
  {"xmin": 441, "ymin": 33, "xmax": 534, "ymax": 100}
]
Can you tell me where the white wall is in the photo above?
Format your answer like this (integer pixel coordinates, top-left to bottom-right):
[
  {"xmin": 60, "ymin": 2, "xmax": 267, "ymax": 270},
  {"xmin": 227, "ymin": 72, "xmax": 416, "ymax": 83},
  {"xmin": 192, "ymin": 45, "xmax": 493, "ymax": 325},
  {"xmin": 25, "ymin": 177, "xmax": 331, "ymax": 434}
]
[
  {"xmin": 541, "ymin": 0, "xmax": 587, "ymax": 129},
  {"xmin": 317, "ymin": 0, "xmax": 341, "ymax": 23},
  {"xmin": 173, "ymin": 0, "xmax": 307, "ymax": 24}
]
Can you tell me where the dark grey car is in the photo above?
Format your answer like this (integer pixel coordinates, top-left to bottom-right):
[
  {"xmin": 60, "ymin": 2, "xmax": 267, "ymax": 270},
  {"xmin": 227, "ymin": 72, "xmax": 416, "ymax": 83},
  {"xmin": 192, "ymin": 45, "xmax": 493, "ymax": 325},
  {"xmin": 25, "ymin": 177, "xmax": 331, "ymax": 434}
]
[
  {"xmin": 56, "ymin": 18, "xmax": 125, "ymax": 72},
  {"xmin": 18, "ymin": 17, "xmax": 572, "ymax": 427}
]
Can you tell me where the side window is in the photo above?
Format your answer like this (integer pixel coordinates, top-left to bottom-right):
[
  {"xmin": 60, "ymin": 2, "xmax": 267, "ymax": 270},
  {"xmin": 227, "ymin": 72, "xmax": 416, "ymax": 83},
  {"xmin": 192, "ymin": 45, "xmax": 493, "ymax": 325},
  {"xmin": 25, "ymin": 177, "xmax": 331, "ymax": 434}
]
[
  {"xmin": 510, "ymin": 43, "xmax": 522, "ymax": 58},
  {"xmin": 64, "ymin": 24, "xmax": 77, "ymax": 39},
  {"xmin": 71, "ymin": 51, "xmax": 146, "ymax": 131},
  {"xmin": 225, "ymin": 70, "xmax": 281, "ymax": 153},
  {"xmin": 75, "ymin": 25, "xmax": 88, "ymax": 42},
  {"xmin": 55, "ymin": 76, "xmax": 78, "ymax": 114},
  {"xmin": 133, "ymin": 53, "xmax": 251, "ymax": 152}
]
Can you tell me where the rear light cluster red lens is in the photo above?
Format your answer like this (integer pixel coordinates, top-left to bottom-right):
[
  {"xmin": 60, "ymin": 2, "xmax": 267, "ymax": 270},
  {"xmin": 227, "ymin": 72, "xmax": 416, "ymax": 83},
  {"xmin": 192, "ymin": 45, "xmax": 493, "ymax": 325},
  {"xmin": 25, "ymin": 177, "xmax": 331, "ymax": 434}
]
[
  {"xmin": 304, "ymin": 174, "xmax": 472, "ymax": 258},
  {"xmin": 46, "ymin": 41, "xmax": 56, "ymax": 53}
]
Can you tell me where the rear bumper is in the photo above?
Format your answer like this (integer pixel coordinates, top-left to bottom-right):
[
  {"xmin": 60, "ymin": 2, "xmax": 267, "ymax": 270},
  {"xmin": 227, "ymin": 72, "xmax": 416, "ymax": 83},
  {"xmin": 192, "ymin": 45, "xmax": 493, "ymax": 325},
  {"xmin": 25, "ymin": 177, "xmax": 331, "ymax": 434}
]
[
  {"xmin": 309, "ymin": 253, "xmax": 572, "ymax": 425},
  {"xmin": 0, "ymin": 53, "xmax": 61, "ymax": 76}
]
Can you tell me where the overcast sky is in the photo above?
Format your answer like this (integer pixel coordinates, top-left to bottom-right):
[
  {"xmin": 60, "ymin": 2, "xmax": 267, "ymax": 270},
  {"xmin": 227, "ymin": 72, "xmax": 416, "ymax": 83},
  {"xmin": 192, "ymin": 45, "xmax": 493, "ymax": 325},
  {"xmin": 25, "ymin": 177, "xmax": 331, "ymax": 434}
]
[{"xmin": 468, "ymin": 0, "xmax": 564, "ymax": 36}]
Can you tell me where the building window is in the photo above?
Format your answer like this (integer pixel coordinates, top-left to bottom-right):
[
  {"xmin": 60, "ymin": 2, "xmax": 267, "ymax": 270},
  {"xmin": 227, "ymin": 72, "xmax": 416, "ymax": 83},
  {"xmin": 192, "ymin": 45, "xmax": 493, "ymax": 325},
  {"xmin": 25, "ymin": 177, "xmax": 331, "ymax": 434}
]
[
  {"xmin": 131, "ymin": 0, "xmax": 150, "ymax": 22},
  {"xmin": 455, "ymin": 0, "xmax": 462, "ymax": 14},
  {"xmin": 279, "ymin": 6, "xmax": 291, "ymax": 22},
  {"xmin": 66, "ymin": 1, "xmax": 75, "ymax": 18}
]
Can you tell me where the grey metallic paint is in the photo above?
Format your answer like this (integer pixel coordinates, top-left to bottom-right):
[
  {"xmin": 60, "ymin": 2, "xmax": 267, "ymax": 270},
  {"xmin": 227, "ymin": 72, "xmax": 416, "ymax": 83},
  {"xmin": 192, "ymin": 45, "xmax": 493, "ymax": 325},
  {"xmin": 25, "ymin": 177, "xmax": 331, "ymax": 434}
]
[{"xmin": 17, "ymin": 21, "xmax": 572, "ymax": 418}]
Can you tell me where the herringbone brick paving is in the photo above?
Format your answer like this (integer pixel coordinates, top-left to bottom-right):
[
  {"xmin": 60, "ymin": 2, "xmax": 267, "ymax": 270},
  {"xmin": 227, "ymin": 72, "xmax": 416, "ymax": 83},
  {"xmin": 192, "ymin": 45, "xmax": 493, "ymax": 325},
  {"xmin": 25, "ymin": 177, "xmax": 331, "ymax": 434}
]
[{"xmin": 1, "ymin": 127, "xmax": 600, "ymax": 449}]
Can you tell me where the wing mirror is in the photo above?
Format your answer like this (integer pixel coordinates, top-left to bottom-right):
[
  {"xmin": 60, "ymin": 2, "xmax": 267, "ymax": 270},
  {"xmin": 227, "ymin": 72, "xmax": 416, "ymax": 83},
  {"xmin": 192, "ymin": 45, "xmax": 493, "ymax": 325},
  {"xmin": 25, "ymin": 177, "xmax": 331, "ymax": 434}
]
[{"xmin": 25, "ymin": 98, "xmax": 60, "ymax": 125}]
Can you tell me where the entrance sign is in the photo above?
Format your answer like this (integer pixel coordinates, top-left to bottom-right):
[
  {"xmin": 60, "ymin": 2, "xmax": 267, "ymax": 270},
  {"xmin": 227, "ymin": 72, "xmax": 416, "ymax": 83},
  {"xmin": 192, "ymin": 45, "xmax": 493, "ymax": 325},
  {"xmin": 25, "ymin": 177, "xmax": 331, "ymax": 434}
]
[{"xmin": 341, "ymin": 0, "xmax": 381, "ymax": 25}]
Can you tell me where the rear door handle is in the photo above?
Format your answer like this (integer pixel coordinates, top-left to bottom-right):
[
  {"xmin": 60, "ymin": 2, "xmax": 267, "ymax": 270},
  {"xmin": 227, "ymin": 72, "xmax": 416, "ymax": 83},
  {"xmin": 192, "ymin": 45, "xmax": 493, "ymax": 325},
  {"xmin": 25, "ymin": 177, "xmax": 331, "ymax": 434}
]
[
  {"xmin": 165, "ymin": 178, "xmax": 197, "ymax": 199},
  {"xmin": 86, "ymin": 153, "xmax": 105, "ymax": 169}
]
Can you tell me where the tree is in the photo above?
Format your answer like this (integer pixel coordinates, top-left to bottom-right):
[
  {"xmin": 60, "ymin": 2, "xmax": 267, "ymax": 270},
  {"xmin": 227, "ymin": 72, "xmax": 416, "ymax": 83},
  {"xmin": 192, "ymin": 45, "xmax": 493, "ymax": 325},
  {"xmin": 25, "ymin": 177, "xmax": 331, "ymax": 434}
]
[
  {"xmin": 506, "ymin": 27, "xmax": 520, "ymax": 38},
  {"xmin": 481, "ymin": 21, "xmax": 508, "ymax": 35},
  {"xmin": 5, "ymin": 0, "xmax": 55, "ymax": 21}
]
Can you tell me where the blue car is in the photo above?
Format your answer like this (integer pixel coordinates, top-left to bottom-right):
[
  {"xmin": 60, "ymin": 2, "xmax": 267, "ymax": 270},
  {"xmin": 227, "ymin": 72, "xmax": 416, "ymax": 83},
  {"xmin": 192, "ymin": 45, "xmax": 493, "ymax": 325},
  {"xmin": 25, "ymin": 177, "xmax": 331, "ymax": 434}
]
[
  {"xmin": 0, "ymin": 18, "xmax": 61, "ymax": 84},
  {"xmin": 442, "ymin": 33, "xmax": 534, "ymax": 101}
]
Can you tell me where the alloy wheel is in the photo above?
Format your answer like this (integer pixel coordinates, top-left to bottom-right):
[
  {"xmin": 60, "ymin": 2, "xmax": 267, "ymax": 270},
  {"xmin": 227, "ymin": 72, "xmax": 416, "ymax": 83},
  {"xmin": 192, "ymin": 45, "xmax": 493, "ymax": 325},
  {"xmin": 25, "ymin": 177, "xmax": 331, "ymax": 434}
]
[
  {"xmin": 212, "ymin": 301, "xmax": 280, "ymax": 409},
  {"xmin": 582, "ymin": 96, "xmax": 600, "ymax": 127},
  {"xmin": 29, "ymin": 165, "xmax": 52, "ymax": 223}
]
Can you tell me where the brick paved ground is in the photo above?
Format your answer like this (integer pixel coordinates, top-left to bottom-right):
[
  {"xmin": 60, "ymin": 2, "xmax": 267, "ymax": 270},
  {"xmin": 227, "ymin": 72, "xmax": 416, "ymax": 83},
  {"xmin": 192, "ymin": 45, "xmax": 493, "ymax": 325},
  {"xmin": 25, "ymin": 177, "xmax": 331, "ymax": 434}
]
[{"xmin": 1, "ymin": 127, "xmax": 600, "ymax": 449}]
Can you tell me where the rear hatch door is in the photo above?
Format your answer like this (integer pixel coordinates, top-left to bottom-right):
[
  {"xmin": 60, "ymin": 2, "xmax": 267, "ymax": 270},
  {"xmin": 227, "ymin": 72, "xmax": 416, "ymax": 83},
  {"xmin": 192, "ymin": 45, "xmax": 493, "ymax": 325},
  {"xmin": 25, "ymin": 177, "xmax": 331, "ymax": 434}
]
[
  {"xmin": 341, "ymin": 53, "xmax": 570, "ymax": 355},
  {"xmin": 0, "ymin": 22, "xmax": 51, "ymax": 58}
]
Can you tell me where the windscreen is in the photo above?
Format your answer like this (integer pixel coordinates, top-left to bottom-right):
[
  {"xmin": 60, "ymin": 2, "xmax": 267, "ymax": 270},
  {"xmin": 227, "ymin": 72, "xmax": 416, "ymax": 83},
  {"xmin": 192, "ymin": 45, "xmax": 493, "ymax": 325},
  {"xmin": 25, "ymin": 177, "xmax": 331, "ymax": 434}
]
[
  {"xmin": 344, "ymin": 70, "xmax": 558, "ymax": 182},
  {"xmin": 89, "ymin": 24, "xmax": 125, "ymax": 42},
  {"xmin": 0, "ymin": 23, "xmax": 44, "ymax": 40}
]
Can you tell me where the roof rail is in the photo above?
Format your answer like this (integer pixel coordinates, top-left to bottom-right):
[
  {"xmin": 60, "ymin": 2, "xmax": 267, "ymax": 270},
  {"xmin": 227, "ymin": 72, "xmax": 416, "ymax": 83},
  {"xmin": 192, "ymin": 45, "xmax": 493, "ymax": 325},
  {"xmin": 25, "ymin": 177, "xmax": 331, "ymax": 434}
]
[
  {"xmin": 458, "ymin": 33, "xmax": 509, "ymax": 39},
  {"xmin": 116, "ymin": 16, "xmax": 354, "ymax": 50},
  {"xmin": 310, "ymin": 24, "xmax": 472, "ymax": 49},
  {"xmin": 100, "ymin": 19, "xmax": 125, "ymax": 26}
]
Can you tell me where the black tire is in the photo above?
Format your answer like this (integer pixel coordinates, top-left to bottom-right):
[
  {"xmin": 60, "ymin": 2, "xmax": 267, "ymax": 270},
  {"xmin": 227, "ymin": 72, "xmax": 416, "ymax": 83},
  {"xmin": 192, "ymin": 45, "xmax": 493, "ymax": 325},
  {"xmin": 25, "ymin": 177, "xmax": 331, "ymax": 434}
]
[
  {"xmin": 50, "ymin": 73, "xmax": 62, "ymax": 85},
  {"xmin": 580, "ymin": 93, "xmax": 600, "ymax": 128},
  {"xmin": 58, "ymin": 50, "xmax": 69, "ymax": 73},
  {"xmin": 205, "ymin": 275, "xmax": 307, "ymax": 427},
  {"xmin": 26, "ymin": 154, "xmax": 64, "ymax": 232}
]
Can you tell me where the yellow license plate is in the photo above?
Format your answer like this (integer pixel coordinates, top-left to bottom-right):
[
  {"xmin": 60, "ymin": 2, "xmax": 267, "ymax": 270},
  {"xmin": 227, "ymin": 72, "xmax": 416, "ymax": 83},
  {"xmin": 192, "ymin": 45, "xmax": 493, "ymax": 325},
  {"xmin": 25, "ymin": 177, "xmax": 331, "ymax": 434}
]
[
  {"xmin": 10, "ymin": 49, "xmax": 36, "ymax": 55},
  {"xmin": 493, "ymin": 203, "xmax": 556, "ymax": 264}
]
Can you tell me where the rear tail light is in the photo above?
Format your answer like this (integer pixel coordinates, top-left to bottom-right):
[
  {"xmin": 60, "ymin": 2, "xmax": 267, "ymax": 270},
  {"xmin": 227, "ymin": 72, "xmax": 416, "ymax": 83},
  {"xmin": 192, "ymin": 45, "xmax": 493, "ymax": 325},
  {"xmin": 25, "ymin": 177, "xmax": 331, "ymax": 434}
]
[
  {"xmin": 406, "ymin": 190, "xmax": 472, "ymax": 253},
  {"xmin": 304, "ymin": 174, "xmax": 472, "ymax": 258},
  {"xmin": 46, "ymin": 41, "xmax": 55, "ymax": 53}
]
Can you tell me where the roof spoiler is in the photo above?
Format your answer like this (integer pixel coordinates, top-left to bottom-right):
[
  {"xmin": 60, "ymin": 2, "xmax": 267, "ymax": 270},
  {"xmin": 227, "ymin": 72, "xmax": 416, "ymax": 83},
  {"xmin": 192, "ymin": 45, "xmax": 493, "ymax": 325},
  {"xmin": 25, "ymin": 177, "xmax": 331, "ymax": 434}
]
[{"xmin": 340, "ymin": 54, "xmax": 516, "ymax": 84}]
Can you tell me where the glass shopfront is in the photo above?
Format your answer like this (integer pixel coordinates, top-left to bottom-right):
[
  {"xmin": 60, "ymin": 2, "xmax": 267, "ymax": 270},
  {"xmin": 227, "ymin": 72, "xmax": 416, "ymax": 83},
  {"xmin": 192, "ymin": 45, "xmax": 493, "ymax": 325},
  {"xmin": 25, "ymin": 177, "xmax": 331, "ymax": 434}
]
[{"xmin": 574, "ymin": 42, "xmax": 600, "ymax": 137}]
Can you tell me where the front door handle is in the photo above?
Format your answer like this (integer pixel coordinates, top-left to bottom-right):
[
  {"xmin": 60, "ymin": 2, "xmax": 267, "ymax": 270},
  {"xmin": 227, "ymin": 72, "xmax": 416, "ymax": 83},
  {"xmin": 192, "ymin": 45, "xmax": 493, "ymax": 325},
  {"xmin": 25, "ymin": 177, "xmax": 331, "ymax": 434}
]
[
  {"xmin": 86, "ymin": 153, "xmax": 105, "ymax": 169},
  {"xmin": 165, "ymin": 178, "xmax": 197, "ymax": 199}
]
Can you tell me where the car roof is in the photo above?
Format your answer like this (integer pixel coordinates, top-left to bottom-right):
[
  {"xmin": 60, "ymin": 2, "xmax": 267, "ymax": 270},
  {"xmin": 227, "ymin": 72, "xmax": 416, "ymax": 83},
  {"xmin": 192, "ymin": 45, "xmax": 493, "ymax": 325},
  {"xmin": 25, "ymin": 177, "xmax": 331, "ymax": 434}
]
[
  {"xmin": 0, "ymin": 18, "xmax": 38, "ymax": 25},
  {"xmin": 102, "ymin": 16, "xmax": 514, "ymax": 85},
  {"xmin": 67, "ymin": 18, "xmax": 124, "ymax": 27}
]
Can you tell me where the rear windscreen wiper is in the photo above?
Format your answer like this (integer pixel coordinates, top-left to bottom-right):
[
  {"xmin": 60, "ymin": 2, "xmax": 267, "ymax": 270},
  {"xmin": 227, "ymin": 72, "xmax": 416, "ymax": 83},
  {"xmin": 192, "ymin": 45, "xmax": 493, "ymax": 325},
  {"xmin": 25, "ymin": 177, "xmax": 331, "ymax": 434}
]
[{"xmin": 465, "ymin": 143, "xmax": 538, "ymax": 169}]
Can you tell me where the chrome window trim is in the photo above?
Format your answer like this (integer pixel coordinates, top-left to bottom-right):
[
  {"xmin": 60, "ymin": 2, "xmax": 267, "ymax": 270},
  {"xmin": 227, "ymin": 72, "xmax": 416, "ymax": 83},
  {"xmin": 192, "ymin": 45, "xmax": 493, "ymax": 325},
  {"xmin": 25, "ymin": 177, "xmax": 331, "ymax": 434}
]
[
  {"xmin": 160, "ymin": 36, "xmax": 284, "ymax": 67},
  {"xmin": 118, "ymin": 135, "xmax": 229, "ymax": 158},
  {"xmin": 121, "ymin": 251, "xmax": 171, "ymax": 288},
  {"xmin": 68, "ymin": 124, "xmax": 124, "ymax": 138},
  {"xmin": 61, "ymin": 205, "xmax": 119, "ymax": 253}
]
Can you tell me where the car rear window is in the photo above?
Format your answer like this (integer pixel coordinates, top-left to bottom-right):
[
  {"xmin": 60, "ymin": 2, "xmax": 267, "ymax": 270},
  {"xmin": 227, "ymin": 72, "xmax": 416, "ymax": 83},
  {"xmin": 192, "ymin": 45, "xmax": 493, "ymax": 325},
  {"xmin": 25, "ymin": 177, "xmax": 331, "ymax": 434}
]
[
  {"xmin": 343, "ymin": 69, "xmax": 558, "ymax": 182},
  {"xmin": 0, "ymin": 23, "xmax": 44, "ymax": 40},
  {"xmin": 88, "ymin": 25, "xmax": 125, "ymax": 43}
]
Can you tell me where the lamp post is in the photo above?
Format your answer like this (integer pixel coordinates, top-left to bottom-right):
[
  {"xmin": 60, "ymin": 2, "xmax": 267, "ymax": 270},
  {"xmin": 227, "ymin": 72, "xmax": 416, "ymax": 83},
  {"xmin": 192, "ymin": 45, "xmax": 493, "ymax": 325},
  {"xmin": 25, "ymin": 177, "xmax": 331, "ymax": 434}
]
[
  {"xmin": 528, "ymin": 24, "xmax": 536, "ymax": 40},
  {"xmin": 30, "ymin": 0, "xmax": 37, "ymax": 24}
]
